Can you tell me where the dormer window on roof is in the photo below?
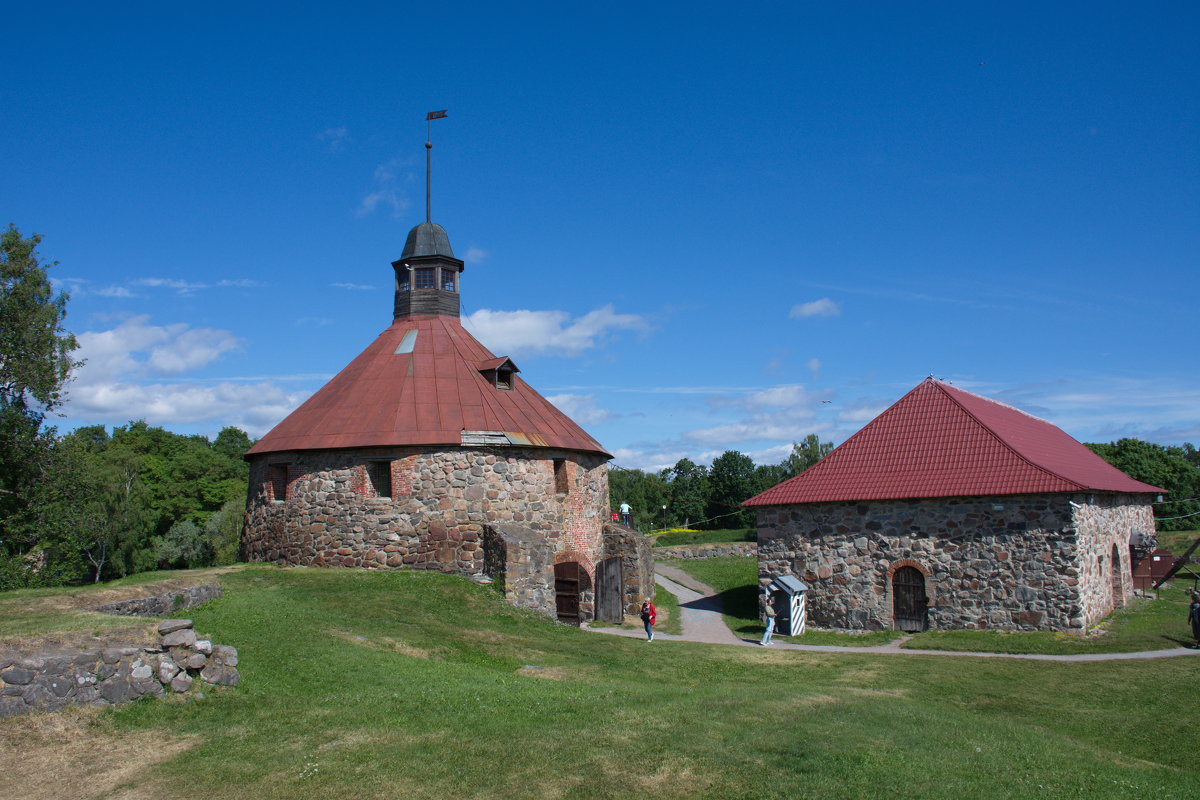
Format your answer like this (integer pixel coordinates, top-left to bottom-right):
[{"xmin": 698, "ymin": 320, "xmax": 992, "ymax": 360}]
[{"xmin": 478, "ymin": 357, "xmax": 520, "ymax": 390}]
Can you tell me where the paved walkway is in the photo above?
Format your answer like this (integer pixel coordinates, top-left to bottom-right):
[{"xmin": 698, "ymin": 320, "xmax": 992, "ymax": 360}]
[{"xmin": 586, "ymin": 567, "xmax": 1200, "ymax": 662}]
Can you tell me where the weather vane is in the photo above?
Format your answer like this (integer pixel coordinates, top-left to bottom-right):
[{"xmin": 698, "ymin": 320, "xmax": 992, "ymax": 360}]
[{"xmin": 425, "ymin": 109, "xmax": 447, "ymax": 223}]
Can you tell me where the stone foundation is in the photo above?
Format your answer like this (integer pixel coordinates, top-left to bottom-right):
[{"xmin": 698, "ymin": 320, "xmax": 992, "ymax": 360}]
[
  {"xmin": 757, "ymin": 492, "xmax": 1152, "ymax": 632},
  {"xmin": 0, "ymin": 619, "xmax": 238, "ymax": 718},
  {"xmin": 244, "ymin": 447, "xmax": 609, "ymax": 578}
]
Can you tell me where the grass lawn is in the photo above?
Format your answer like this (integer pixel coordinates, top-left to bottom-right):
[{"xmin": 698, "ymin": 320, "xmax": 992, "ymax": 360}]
[
  {"xmin": 1157, "ymin": 529, "xmax": 1200, "ymax": 556},
  {"xmin": 651, "ymin": 528, "xmax": 755, "ymax": 548},
  {"xmin": 587, "ymin": 582, "xmax": 682, "ymax": 637},
  {"xmin": 2, "ymin": 566, "xmax": 1200, "ymax": 798}
]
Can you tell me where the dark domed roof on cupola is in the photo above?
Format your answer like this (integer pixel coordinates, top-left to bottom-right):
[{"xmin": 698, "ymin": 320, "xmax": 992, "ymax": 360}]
[{"xmin": 401, "ymin": 221, "xmax": 455, "ymax": 259}]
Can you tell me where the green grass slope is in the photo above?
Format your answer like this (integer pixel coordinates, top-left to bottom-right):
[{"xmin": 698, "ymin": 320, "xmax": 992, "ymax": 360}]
[{"xmin": 3, "ymin": 566, "xmax": 1200, "ymax": 799}]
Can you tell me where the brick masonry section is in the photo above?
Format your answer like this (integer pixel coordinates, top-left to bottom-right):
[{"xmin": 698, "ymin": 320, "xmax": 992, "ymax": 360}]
[{"xmin": 756, "ymin": 492, "xmax": 1151, "ymax": 632}]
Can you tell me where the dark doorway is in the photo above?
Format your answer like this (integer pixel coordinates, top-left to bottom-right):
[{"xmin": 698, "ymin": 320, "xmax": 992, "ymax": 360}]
[
  {"xmin": 1111, "ymin": 543, "xmax": 1124, "ymax": 608},
  {"xmin": 892, "ymin": 566, "xmax": 928, "ymax": 632},
  {"xmin": 595, "ymin": 557, "xmax": 625, "ymax": 623},
  {"xmin": 554, "ymin": 562, "xmax": 581, "ymax": 626}
]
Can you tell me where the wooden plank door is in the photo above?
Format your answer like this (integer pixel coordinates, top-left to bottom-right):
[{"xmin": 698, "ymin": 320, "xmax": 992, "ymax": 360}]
[
  {"xmin": 892, "ymin": 566, "xmax": 928, "ymax": 632},
  {"xmin": 595, "ymin": 557, "xmax": 624, "ymax": 623},
  {"xmin": 554, "ymin": 562, "xmax": 581, "ymax": 626}
]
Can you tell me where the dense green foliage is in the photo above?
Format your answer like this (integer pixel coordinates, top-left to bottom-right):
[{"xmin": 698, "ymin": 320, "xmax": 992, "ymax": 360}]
[
  {"xmin": 0, "ymin": 225, "xmax": 82, "ymax": 588},
  {"xmin": 5, "ymin": 567, "xmax": 1199, "ymax": 798},
  {"xmin": 1087, "ymin": 438, "xmax": 1200, "ymax": 531},
  {"xmin": 610, "ymin": 437, "xmax": 833, "ymax": 531},
  {"xmin": 0, "ymin": 421, "xmax": 253, "ymax": 590},
  {"xmin": 651, "ymin": 528, "xmax": 756, "ymax": 548}
]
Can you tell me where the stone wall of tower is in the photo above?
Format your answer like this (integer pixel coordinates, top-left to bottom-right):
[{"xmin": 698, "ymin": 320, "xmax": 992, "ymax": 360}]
[
  {"xmin": 242, "ymin": 446, "xmax": 609, "ymax": 596},
  {"xmin": 756, "ymin": 492, "xmax": 1151, "ymax": 633}
]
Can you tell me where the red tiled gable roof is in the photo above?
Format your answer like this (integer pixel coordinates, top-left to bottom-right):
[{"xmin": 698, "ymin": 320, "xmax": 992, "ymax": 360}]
[
  {"xmin": 247, "ymin": 315, "xmax": 610, "ymax": 457},
  {"xmin": 745, "ymin": 378, "xmax": 1162, "ymax": 506}
]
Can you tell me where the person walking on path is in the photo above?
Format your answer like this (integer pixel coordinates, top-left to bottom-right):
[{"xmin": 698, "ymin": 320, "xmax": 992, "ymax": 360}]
[
  {"xmin": 619, "ymin": 502, "xmax": 632, "ymax": 527},
  {"xmin": 760, "ymin": 594, "xmax": 777, "ymax": 646},
  {"xmin": 1189, "ymin": 593, "xmax": 1200, "ymax": 648},
  {"xmin": 640, "ymin": 598, "xmax": 656, "ymax": 641}
]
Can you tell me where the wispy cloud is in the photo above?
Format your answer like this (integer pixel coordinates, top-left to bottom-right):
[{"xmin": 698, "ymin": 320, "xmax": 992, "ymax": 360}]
[
  {"xmin": 133, "ymin": 277, "xmax": 209, "ymax": 294},
  {"xmin": 217, "ymin": 279, "xmax": 266, "ymax": 288},
  {"xmin": 789, "ymin": 297, "xmax": 841, "ymax": 318},
  {"xmin": 318, "ymin": 126, "xmax": 349, "ymax": 151},
  {"xmin": 357, "ymin": 158, "xmax": 409, "ymax": 218},
  {"xmin": 545, "ymin": 393, "xmax": 611, "ymax": 426},
  {"xmin": 463, "ymin": 304, "xmax": 648, "ymax": 357},
  {"xmin": 330, "ymin": 282, "xmax": 376, "ymax": 291},
  {"xmin": 465, "ymin": 246, "xmax": 488, "ymax": 263}
]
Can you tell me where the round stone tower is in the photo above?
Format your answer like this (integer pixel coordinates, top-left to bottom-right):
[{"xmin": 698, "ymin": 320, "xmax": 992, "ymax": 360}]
[{"xmin": 242, "ymin": 159, "xmax": 652, "ymax": 623}]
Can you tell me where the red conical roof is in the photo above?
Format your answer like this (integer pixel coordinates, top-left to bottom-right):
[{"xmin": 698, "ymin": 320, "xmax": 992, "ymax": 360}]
[
  {"xmin": 247, "ymin": 315, "xmax": 609, "ymax": 457},
  {"xmin": 745, "ymin": 378, "xmax": 1161, "ymax": 506}
]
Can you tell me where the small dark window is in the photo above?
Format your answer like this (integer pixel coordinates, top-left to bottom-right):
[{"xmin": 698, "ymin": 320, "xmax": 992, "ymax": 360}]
[
  {"xmin": 442, "ymin": 270, "xmax": 456, "ymax": 291},
  {"xmin": 414, "ymin": 268, "xmax": 435, "ymax": 289},
  {"xmin": 398, "ymin": 273, "xmax": 410, "ymax": 292},
  {"xmin": 268, "ymin": 464, "xmax": 289, "ymax": 502},
  {"xmin": 496, "ymin": 368, "xmax": 513, "ymax": 390},
  {"xmin": 368, "ymin": 461, "xmax": 392, "ymax": 498},
  {"xmin": 553, "ymin": 459, "xmax": 569, "ymax": 494}
]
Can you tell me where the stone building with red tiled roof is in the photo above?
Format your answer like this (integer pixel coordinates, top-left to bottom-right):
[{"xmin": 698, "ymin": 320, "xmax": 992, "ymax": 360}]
[
  {"xmin": 242, "ymin": 212, "xmax": 652, "ymax": 625},
  {"xmin": 745, "ymin": 379, "xmax": 1162, "ymax": 632}
]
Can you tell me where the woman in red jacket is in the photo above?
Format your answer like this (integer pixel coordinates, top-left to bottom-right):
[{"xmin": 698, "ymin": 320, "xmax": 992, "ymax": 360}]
[{"xmin": 640, "ymin": 598, "xmax": 656, "ymax": 641}]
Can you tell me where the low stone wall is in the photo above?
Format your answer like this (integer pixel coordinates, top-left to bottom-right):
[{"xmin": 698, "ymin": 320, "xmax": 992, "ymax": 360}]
[
  {"xmin": 0, "ymin": 619, "xmax": 238, "ymax": 718},
  {"xmin": 656, "ymin": 543, "xmax": 756, "ymax": 559},
  {"xmin": 602, "ymin": 523, "xmax": 656, "ymax": 616},
  {"xmin": 93, "ymin": 584, "xmax": 222, "ymax": 616}
]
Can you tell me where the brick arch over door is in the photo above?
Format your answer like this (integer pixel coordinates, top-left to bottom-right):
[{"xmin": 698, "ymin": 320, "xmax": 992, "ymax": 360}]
[{"xmin": 885, "ymin": 559, "xmax": 935, "ymax": 607}]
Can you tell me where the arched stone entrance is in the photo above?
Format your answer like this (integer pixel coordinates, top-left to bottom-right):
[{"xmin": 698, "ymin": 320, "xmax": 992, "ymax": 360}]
[{"xmin": 892, "ymin": 565, "xmax": 929, "ymax": 632}]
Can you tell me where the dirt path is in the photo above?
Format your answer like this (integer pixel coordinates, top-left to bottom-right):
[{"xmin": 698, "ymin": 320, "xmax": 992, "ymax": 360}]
[{"xmin": 586, "ymin": 567, "xmax": 1200, "ymax": 662}]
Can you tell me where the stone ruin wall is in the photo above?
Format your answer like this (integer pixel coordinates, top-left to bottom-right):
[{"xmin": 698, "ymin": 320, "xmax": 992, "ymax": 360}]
[
  {"xmin": 0, "ymin": 619, "xmax": 238, "ymax": 718},
  {"xmin": 757, "ymin": 493, "xmax": 1150, "ymax": 632},
  {"xmin": 1071, "ymin": 495, "xmax": 1150, "ymax": 626},
  {"xmin": 243, "ymin": 445, "xmax": 609, "ymax": 587}
]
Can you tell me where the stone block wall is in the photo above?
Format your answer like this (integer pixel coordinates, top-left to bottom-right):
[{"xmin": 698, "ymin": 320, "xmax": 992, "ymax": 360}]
[
  {"xmin": 655, "ymin": 543, "xmax": 757, "ymax": 559},
  {"xmin": 483, "ymin": 523, "xmax": 556, "ymax": 617},
  {"xmin": 243, "ymin": 447, "xmax": 609, "ymax": 584},
  {"xmin": 602, "ymin": 524, "xmax": 656, "ymax": 616},
  {"xmin": 0, "ymin": 620, "xmax": 238, "ymax": 718},
  {"xmin": 1071, "ymin": 495, "xmax": 1149, "ymax": 626},
  {"xmin": 757, "ymin": 492, "xmax": 1153, "ymax": 632},
  {"xmin": 93, "ymin": 585, "xmax": 222, "ymax": 617}
]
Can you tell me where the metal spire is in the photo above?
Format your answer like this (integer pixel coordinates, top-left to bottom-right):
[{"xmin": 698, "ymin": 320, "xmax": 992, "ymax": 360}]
[{"xmin": 425, "ymin": 110, "xmax": 447, "ymax": 224}]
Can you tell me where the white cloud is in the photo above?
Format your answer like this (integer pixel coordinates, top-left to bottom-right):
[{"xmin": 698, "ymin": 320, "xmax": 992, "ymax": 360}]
[
  {"xmin": 217, "ymin": 279, "xmax": 266, "ymax": 288},
  {"xmin": 133, "ymin": 277, "xmax": 209, "ymax": 294},
  {"xmin": 357, "ymin": 158, "xmax": 409, "ymax": 218},
  {"xmin": 95, "ymin": 285, "xmax": 136, "ymax": 298},
  {"xmin": 74, "ymin": 316, "xmax": 241, "ymax": 382},
  {"xmin": 806, "ymin": 358, "xmax": 822, "ymax": 374},
  {"xmin": 331, "ymin": 282, "xmax": 376, "ymax": 291},
  {"xmin": 318, "ymin": 126, "xmax": 349, "ymax": 151},
  {"xmin": 545, "ymin": 393, "xmax": 611, "ymax": 426},
  {"xmin": 65, "ymin": 316, "xmax": 303, "ymax": 436},
  {"xmin": 465, "ymin": 247, "xmax": 488, "ymax": 263},
  {"xmin": 463, "ymin": 304, "xmax": 647, "ymax": 357},
  {"xmin": 789, "ymin": 297, "xmax": 841, "ymax": 318}
]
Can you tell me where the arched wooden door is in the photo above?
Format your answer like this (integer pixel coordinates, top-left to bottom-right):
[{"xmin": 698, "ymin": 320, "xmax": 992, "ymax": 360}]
[
  {"xmin": 892, "ymin": 566, "xmax": 928, "ymax": 632},
  {"xmin": 554, "ymin": 562, "xmax": 581, "ymax": 626}
]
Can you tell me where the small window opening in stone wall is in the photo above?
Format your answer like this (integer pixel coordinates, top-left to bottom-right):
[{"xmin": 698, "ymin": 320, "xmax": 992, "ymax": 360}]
[
  {"xmin": 268, "ymin": 464, "xmax": 289, "ymax": 502},
  {"xmin": 368, "ymin": 460, "xmax": 392, "ymax": 498},
  {"xmin": 554, "ymin": 459, "xmax": 569, "ymax": 495},
  {"xmin": 414, "ymin": 268, "xmax": 435, "ymax": 289}
]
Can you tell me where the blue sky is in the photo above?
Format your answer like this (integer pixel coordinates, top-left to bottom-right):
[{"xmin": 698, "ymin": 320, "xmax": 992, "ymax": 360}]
[{"xmin": 8, "ymin": 2, "xmax": 1198, "ymax": 471}]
